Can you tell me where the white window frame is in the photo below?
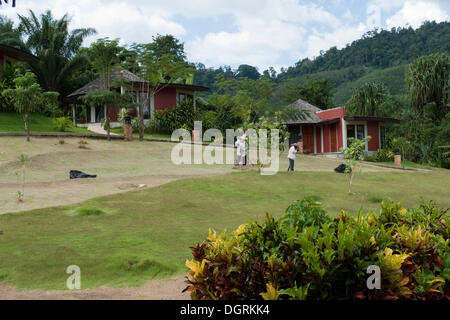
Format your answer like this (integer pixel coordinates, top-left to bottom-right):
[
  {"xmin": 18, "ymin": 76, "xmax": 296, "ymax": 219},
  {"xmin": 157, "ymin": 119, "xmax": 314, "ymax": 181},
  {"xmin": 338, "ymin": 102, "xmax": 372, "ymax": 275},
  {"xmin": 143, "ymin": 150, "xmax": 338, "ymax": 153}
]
[{"xmin": 345, "ymin": 121, "xmax": 368, "ymax": 152}]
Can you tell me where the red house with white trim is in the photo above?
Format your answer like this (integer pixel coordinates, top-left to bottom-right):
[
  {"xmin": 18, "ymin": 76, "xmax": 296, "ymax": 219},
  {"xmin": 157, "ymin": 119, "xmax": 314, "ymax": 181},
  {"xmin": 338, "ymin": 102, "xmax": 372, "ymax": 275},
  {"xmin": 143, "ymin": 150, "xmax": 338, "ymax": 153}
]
[
  {"xmin": 283, "ymin": 99, "xmax": 400, "ymax": 155},
  {"xmin": 67, "ymin": 69, "xmax": 208, "ymax": 125}
]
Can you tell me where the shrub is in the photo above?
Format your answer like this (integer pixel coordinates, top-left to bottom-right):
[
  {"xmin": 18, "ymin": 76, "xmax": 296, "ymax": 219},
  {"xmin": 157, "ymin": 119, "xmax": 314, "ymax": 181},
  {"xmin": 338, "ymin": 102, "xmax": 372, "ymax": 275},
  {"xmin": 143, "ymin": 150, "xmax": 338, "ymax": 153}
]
[
  {"xmin": 52, "ymin": 117, "xmax": 73, "ymax": 132},
  {"xmin": 373, "ymin": 149, "xmax": 395, "ymax": 162},
  {"xmin": 156, "ymin": 100, "xmax": 196, "ymax": 133},
  {"xmin": 185, "ymin": 198, "xmax": 450, "ymax": 300}
]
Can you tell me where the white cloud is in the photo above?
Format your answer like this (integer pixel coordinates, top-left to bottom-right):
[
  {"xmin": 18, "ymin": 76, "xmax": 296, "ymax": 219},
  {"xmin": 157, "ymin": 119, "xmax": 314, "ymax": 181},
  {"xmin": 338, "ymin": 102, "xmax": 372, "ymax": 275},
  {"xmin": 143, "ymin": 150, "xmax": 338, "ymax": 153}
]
[
  {"xmin": 386, "ymin": 0, "xmax": 449, "ymax": 29},
  {"xmin": 2, "ymin": 0, "xmax": 186, "ymax": 45},
  {"xmin": 305, "ymin": 23, "xmax": 368, "ymax": 59},
  {"xmin": 1, "ymin": 0, "xmax": 449, "ymax": 70},
  {"xmin": 185, "ymin": 0, "xmax": 342, "ymax": 69}
]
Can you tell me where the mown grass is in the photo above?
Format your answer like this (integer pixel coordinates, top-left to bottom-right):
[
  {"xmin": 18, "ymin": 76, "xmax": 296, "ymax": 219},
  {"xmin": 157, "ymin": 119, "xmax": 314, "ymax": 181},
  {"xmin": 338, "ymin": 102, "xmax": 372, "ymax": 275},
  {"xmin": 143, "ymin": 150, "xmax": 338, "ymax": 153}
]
[
  {"xmin": 75, "ymin": 206, "xmax": 105, "ymax": 216},
  {"xmin": 378, "ymin": 160, "xmax": 436, "ymax": 170},
  {"xmin": 0, "ymin": 169, "xmax": 449, "ymax": 290},
  {"xmin": 0, "ymin": 112, "xmax": 89, "ymax": 133}
]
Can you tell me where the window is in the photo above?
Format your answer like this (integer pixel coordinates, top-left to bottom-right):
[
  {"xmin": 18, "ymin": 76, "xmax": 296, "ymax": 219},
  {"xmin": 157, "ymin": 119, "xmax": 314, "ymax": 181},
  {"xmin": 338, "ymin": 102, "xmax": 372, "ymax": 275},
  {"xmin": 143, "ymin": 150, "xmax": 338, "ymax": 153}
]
[
  {"xmin": 347, "ymin": 125, "xmax": 355, "ymax": 146},
  {"xmin": 347, "ymin": 124, "xmax": 366, "ymax": 146},
  {"xmin": 357, "ymin": 125, "xmax": 365, "ymax": 140},
  {"xmin": 178, "ymin": 93, "xmax": 193, "ymax": 102}
]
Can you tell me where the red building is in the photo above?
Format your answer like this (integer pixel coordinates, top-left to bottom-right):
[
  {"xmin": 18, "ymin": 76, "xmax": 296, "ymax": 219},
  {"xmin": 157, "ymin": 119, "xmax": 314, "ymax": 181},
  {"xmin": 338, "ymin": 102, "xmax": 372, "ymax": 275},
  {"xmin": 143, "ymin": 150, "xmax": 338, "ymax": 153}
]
[
  {"xmin": 68, "ymin": 70, "xmax": 208, "ymax": 124},
  {"xmin": 283, "ymin": 99, "xmax": 400, "ymax": 155},
  {"xmin": 0, "ymin": 44, "xmax": 38, "ymax": 66}
]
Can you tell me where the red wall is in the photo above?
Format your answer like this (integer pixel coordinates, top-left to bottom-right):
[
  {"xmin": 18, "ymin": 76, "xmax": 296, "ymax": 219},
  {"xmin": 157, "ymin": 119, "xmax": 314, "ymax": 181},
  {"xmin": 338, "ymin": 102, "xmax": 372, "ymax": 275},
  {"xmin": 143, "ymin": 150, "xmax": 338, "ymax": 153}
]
[
  {"xmin": 317, "ymin": 107, "xmax": 345, "ymax": 121},
  {"xmin": 107, "ymin": 105, "xmax": 120, "ymax": 122},
  {"xmin": 323, "ymin": 126, "xmax": 330, "ymax": 153},
  {"xmin": 154, "ymin": 87, "xmax": 177, "ymax": 111},
  {"xmin": 367, "ymin": 121, "xmax": 380, "ymax": 151},
  {"xmin": 317, "ymin": 108, "xmax": 345, "ymax": 152}
]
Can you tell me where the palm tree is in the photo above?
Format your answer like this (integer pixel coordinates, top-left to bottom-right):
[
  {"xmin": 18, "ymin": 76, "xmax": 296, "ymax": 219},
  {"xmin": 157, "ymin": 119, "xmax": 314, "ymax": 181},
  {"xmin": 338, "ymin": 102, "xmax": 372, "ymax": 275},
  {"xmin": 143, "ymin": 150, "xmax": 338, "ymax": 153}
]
[
  {"xmin": 406, "ymin": 53, "xmax": 450, "ymax": 125},
  {"xmin": 346, "ymin": 82, "xmax": 388, "ymax": 116},
  {"xmin": 14, "ymin": 10, "xmax": 96, "ymax": 96},
  {"xmin": 0, "ymin": 15, "xmax": 22, "ymax": 46}
]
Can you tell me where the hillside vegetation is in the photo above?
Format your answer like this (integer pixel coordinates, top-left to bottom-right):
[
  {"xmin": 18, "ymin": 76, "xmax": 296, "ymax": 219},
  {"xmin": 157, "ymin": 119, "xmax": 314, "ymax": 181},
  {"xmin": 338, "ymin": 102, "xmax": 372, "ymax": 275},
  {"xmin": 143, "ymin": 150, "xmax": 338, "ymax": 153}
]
[{"xmin": 195, "ymin": 21, "xmax": 450, "ymax": 106}]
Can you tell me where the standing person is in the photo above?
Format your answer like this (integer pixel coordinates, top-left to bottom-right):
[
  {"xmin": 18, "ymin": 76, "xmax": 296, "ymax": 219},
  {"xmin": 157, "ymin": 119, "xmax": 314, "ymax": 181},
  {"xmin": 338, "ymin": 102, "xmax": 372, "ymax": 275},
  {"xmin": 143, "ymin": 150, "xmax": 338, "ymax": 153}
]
[
  {"xmin": 288, "ymin": 143, "xmax": 298, "ymax": 172},
  {"xmin": 242, "ymin": 135, "xmax": 248, "ymax": 167},
  {"xmin": 234, "ymin": 136, "xmax": 244, "ymax": 168}
]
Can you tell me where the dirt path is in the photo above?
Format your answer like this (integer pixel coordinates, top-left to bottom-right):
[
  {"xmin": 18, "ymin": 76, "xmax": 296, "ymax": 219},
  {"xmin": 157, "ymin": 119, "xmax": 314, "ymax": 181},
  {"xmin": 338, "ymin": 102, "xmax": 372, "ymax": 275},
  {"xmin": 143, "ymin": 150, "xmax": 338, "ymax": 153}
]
[
  {"xmin": 0, "ymin": 275, "xmax": 189, "ymax": 300},
  {"xmin": 87, "ymin": 124, "xmax": 119, "ymax": 136},
  {"xmin": 0, "ymin": 173, "xmax": 226, "ymax": 215}
]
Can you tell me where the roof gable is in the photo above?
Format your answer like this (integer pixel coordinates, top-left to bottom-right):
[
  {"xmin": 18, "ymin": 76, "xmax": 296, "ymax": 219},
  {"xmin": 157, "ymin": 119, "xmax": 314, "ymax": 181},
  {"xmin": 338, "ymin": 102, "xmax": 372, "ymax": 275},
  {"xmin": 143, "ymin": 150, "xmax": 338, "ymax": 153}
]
[{"xmin": 283, "ymin": 99, "xmax": 323, "ymax": 124}]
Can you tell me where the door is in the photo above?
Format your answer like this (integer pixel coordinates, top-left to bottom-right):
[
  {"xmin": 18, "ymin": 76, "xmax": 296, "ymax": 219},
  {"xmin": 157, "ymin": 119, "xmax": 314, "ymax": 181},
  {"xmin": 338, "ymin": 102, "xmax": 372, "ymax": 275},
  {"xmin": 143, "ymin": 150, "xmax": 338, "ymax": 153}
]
[
  {"xmin": 95, "ymin": 106, "xmax": 105, "ymax": 122},
  {"xmin": 330, "ymin": 123, "xmax": 337, "ymax": 152},
  {"xmin": 302, "ymin": 126, "xmax": 315, "ymax": 153},
  {"xmin": 289, "ymin": 125, "xmax": 301, "ymax": 146}
]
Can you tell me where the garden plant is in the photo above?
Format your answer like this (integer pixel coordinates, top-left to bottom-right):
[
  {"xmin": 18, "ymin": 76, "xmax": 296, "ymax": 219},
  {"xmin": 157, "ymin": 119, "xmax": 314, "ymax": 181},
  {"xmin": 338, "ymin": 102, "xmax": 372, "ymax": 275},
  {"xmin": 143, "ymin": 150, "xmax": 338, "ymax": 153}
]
[{"xmin": 185, "ymin": 198, "xmax": 450, "ymax": 300}]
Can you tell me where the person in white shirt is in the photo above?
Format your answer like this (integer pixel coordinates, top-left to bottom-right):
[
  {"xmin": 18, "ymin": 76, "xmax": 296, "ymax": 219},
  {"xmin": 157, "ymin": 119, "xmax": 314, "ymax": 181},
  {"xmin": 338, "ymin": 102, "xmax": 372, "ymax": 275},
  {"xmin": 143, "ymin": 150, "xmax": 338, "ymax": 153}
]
[
  {"xmin": 288, "ymin": 143, "xmax": 299, "ymax": 172},
  {"xmin": 235, "ymin": 136, "xmax": 245, "ymax": 167}
]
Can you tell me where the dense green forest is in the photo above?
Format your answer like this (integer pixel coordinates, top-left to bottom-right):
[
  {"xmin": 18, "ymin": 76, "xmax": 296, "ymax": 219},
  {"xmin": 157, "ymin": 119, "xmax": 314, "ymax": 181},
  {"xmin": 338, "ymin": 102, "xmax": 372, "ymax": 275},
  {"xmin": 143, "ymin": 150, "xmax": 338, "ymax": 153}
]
[{"xmin": 194, "ymin": 21, "xmax": 450, "ymax": 106}]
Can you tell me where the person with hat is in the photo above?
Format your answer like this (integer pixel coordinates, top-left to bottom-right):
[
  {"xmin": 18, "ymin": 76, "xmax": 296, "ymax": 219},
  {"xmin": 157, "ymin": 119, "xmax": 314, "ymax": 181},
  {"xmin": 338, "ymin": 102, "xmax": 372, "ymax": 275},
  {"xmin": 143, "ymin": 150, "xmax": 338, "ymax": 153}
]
[{"xmin": 288, "ymin": 143, "xmax": 299, "ymax": 172}]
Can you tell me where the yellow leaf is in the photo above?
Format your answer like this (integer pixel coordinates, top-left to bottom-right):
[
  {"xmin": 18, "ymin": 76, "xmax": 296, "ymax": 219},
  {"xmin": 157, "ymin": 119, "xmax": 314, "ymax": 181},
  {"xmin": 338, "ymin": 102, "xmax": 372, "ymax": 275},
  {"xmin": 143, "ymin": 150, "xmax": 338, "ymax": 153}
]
[
  {"xmin": 185, "ymin": 259, "xmax": 206, "ymax": 277},
  {"xmin": 233, "ymin": 224, "xmax": 247, "ymax": 237},
  {"xmin": 379, "ymin": 248, "xmax": 409, "ymax": 272},
  {"xmin": 260, "ymin": 283, "xmax": 279, "ymax": 300}
]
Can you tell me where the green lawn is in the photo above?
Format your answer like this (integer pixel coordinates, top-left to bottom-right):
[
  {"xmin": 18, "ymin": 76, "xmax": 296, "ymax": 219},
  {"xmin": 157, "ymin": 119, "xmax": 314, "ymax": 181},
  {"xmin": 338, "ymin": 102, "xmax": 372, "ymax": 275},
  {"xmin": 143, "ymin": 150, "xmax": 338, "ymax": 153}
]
[
  {"xmin": 0, "ymin": 112, "xmax": 89, "ymax": 133},
  {"xmin": 377, "ymin": 160, "xmax": 436, "ymax": 170},
  {"xmin": 0, "ymin": 169, "xmax": 449, "ymax": 290}
]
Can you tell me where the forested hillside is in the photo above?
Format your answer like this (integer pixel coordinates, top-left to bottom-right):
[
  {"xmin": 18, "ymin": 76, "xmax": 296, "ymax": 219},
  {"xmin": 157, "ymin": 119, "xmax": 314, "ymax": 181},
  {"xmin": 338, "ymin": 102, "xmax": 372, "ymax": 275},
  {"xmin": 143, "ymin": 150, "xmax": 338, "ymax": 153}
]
[{"xmin": 194, "ymin": 21, "xmax": 450, "ymax": 106}]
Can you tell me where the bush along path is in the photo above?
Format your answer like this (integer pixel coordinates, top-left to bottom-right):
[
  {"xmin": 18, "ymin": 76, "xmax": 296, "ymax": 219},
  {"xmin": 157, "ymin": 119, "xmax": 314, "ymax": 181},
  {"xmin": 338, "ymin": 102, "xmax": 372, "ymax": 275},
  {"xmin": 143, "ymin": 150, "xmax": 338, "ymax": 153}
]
[{"xmin": 185, "ymin": 198, "xmax": 450, "ymax": 300}]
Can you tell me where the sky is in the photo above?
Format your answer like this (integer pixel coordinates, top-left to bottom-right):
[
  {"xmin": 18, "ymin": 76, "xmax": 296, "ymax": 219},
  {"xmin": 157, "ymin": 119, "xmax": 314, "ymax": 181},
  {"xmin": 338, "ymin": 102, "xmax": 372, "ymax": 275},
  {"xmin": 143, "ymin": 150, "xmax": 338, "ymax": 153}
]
[{"xmin": 1, "ymin": 0, "xmax": 449, "ymax": 72}]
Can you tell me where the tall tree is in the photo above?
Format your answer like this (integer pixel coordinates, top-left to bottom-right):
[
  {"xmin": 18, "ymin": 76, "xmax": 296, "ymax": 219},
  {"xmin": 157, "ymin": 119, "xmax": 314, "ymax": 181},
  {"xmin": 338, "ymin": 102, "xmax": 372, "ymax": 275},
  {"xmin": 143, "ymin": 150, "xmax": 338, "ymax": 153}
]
[
  {"xmin": 135, "ymin": 42, "xmax": 195, "ymax": 141},
  {"xmin": 0, "ymin": 15, "xmax": 21, "ymax": 45},
  {"xmin": 85, "ymin": 38, "xmax": 122, "ymax": 140},
  {"xmin": 148, "ymin": 34, "xmax": 186, "ymax": 63},
  {"xmin": 236, "ymin": 64, "xmax": 260, "ymax": 80},
  {"xmin": 282, "ymin": 77, "xmax": 334, "ymax": 109},
  {"xmin": 13, "ymin": 10, "xmax": 96, "ymax": 96},
  {"xmin": 406, "ymin": 53, "xmax": 450, "ymax": 125},
  {"xmin": 214, "ymin": 75, "xmax": 274, "ymax": 126},
  {"xmin": 346, "ymin": 82, "xmax": 388, "ymax": 116},
  {"xmin": 2, "ymin": 72, "xmax": 59, "ymax": 141}
]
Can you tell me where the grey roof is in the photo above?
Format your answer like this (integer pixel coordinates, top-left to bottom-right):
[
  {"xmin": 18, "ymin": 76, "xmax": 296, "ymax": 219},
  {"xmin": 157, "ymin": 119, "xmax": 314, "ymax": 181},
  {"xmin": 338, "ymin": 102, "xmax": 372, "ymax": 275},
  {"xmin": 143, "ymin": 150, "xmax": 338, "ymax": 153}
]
[
  {"xmin": 283, "ymin": 99, "xmax": 324, "ymax": 125},
  {"xmin": 68, "ymin": 69, "xmax": 209, "ymax": 98},
  {"xmin": 68, "ymin": 70, "xmax": 145, "ymax": 97}
]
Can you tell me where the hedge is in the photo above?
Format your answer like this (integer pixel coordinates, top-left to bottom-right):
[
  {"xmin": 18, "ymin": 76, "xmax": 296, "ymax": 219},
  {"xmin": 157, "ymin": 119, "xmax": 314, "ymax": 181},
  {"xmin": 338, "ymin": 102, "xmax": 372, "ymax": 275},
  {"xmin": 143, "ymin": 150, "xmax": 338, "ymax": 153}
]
[{"xmin": 185, "ymin": 198, "xmax": 450, "ymax": 300}]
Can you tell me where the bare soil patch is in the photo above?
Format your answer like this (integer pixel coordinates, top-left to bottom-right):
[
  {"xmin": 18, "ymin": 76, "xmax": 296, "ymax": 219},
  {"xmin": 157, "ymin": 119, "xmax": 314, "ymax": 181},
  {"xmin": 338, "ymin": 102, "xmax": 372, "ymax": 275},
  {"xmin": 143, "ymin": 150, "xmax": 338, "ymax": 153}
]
[{"xmin": 0, "ymin": 275, "xmax": 189, "ymax": 300}]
